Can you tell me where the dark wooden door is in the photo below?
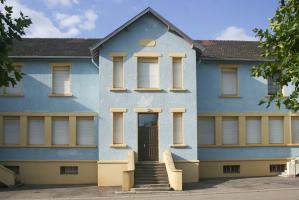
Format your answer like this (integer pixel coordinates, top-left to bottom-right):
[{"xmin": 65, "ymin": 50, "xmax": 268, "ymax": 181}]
[{"xmin": 138, "ymin": 113, "xmax": 158, "ymax": 161}]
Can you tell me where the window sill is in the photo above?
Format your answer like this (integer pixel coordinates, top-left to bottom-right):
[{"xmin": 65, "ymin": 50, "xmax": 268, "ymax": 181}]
[
  {"xmin": 169, "ymin": 88, "xmax": 187, "ymax": 92},
  {"xmin": 110, "ymin": 88, "xmax": 127, "ymax": 92},
  {"xmin": 49, "ymin": 93, "xmax": 73, "ymax": 97},
  {"xmin": 170, "ymin": 144, "xmax": 188, "ymax": 148},
  {"xmin": 219, "ymin": 95, "xmax": 241, "ymax": 98},
  {"xmin": 0, "ymin": 93, "xmax": 24, "ymax": 97},
  {"xmin": 134, "ymin": 88, "xmax": 162, "ymax": 92},
  {"xmin": 110, "ymin": 144, "xmax": 128, "ymax": 148}
]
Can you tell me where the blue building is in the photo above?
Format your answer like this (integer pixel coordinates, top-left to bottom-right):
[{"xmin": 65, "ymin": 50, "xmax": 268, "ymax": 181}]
[{"xmin": 0, "ymin": 8, "xmax": 298, "ymax": 189}]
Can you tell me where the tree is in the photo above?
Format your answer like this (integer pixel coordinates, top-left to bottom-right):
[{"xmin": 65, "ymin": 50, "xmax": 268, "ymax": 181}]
[
  {"xmin": 252, "ymin": 0, "xmax": 299, "ymax": 111},
  {"xmin": 0, "ymin": 0, "xmax": 31, "ymax": 88}
]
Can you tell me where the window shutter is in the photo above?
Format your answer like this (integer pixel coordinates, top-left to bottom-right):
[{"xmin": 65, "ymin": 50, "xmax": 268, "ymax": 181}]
[
  {"xmin": 113, "ymin": 57, "xmax": 123, "ymax": 88},
  {"xmin": 291, "ymin": 117, "xmax": 299, "ymax": 144},
  {"xmin": 138, "ymin": 58, "xmax": 159, "ymax": 88},
  {"xmin": 53, "ymin": 66, "xmax": 70, "ymax": 94},
  {"xmin": 246, "ymin": 117, "xmax": 261, "ymax": 144},
  {"xmin": 222, "ymin": 117, "xmax": 238, "ymax": 144},
  {"xmin": 222, "ymin": 69, "xmax": 237, "ymax": 95},
  {"xmin": 4, "ymin": 117, "xmax": 20, "ymax": 145},
  {"xmin": 172, "ymin": 58, "xmax": 183, "ymax": 89},
  {"xmin": 198, "ymin": 117, "xmax": 215, "ymax": 145},
  {"xmin": 28, "ymin": 117, "xmax": 44, "ymax": 145},
  {"xmin": 77, "ymin": 117, "xmax": 94, "ymax": 145},
  {"xmin": 113, "ymin": 113, "xmax": 123, "ymax": 144},
  {"xmin": 269, "ymin": 117, "xmax": 284, "ymax": 144},
  {"xmin": 173, "ymin": 113, "xmax": 183, "ymax": 144},
  {"xmin": 52, "ymin": 117, "xmax": 69, "ymax": 145}
]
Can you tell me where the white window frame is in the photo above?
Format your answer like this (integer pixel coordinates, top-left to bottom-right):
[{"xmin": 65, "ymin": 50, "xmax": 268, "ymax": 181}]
[
  {"xmin": 172, "ymin": 57, "xmax": 184, "ymax": 89},
  {"xmin": 110, "ymin": 108, "xmax": 127, "ymax": 147},
  {"xmin": 198, "ymin": 117, "xmax": 215, "ymax": 145},
  {"xmin": 52, "ymin": 117, "xmax": 69, "ymax": 145},
  {"xmin": 51, "ymin": 64, "xmax": 71, "ymax": 96},
  {"xmin": 220, "ymin": 65, "xmax": 239, "ymax": 97},
  {"xmin": 112, "ymin": 57, "xmax": 125, "ymax": 89},
  {"xmin": 3, "ymin": 116, "xmax": 20, "ymax": 145},
  {"xmin": 268, "ymin": 116, "xmax": 284, "ymax": 144},
  {"xmin": 246, "ymin": 117, "xmax": 262, "ymax": 144},
  {"xmin": 1, "ymin": 65, "xmax": 23, "ymax": 96},
  {"xmin": 76, "ymin": 117, "xmax": 94, "ymax": 145},
  {"xmin": 137, "ymin": 57, "xmax": 160, "ymax": 89},
  {"xmin": 172, "ymin": 112, "xmax": 184, "ymax": 145},
  {"xmin": 28, "ymin": 116, "xmax": 45, "ymax": 145},
  {"xmin": 222, "ymin": 117, "xmax": 239, "ymax": 145}
]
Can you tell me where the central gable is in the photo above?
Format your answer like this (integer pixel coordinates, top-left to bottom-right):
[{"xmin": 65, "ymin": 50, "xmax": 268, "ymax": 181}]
[{"xmin": 90, "ymin": 7, "xmax": 204, "ymax": 57}]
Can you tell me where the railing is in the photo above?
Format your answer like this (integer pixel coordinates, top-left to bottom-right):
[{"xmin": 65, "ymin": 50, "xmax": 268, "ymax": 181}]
[
  {"xmin": 163, "ymin": 149, "xmax": 182, "ymax": 191},
  {"xmin": 0, "ymin": 164, "xmax": 16, "ymax": 186},
  {"xmin": 122, "ymin": 150, "xmax": 135, "ymax": 191}
]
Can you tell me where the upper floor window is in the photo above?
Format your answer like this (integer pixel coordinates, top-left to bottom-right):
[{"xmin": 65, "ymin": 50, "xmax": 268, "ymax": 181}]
[
  {"xmin": 137, "ymin": 57, "xmax": 159, "ymax": 89},
  {"xmin": 269, "ymin": 117, "xmax": 284, "ymax": 144},
  {"xmin": 4, "ymin": 117, "xmax": 20, "ymax": 145},
  {"xmin": 51, "ymin": 64, "xmax": 71, "ymax": 95},
  {"xmin": 198, "ymin": 117, "xmax": 215, "ymax": 145},
  {"xmin": 220, "ymin": 66, "xmax": 239, "ymax": 97},
  {"xmin": 0, "ymin": 65, "xmax": 22, "ymax": 96},
  {"xmin": 76, "ymin": 117, "xmax": 94, "ymax": 145},
  {"xmin": 112, "ymin": 57, "xmax": 124, "ymax": 89},
  {"xmin": 52, "ymin": 117, "xmax": 69, "ymax": 145},
  {"xmin": 268, "ymin": 75, "xmax": 280, "ymax": 95},
  {"xmin": 222, "ymin": 117, "xmax": 238, "ymax": 145},
  {"xmin": 172, "ymin": 57, "xmax": 183, "ymax": 89},
  {"xmin": 28, "ymin": 117, "xmax": 44, "ymax": 145}
]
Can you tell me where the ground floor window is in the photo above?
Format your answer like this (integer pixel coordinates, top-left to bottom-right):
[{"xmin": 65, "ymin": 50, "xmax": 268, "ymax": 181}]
[
  {"xmin": 60, "ymin": 166, "xmax": 78, "ymax": 175},
  {"xmin": 223, "ymin": 165, "xmax": 240, "ymax": 174},
  {"xmin": 270, "ymin": 164, "xmax": 286, "ymax": 173}
]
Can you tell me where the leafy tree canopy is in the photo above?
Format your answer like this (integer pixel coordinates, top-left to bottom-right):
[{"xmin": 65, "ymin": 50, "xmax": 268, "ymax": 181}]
[
  {"xmin": 0, "ymin": 0, "xmax": 31, "ymax": 87},
  {"xmin": 252, "ymin": 0, "xmax": 299, "ymax": 111}
]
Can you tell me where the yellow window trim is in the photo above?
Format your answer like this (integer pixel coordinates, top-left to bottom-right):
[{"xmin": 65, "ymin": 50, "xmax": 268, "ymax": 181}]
[
  {"xmin": 109, "ymin": 144, "xmax": 128, "ymax": 148},
  {"xmin": 170, "ymin": 108, "xmax": 186, "ymax": 113},
  {"xmin": 219, "ymin": 65, "xmax": 240, "ymax": 97},
  {"xmin": 109, "ymin": 88, "xmax": 127, "ymax": 92},
  {"xmin": 169, "ymin": 53, "xmax": 186, "ymax": 58},
  {"xmin": 110, "ymin": 108, "xmax": 128, "ymax": 113},
  {"xmin": 48, "ymin": 93, "xmax": 73, "ymax": 97},
  {"xmin": 134, "ymin": 88, "xmax": 162, "ymax": 92},
  {"xmin": 170, "ymin": 144, "xmax": 188, "ymax": 148},
  {"xmin": 109, "ymin": 52, "xmax": 127, "ymax": 57},
  {"xmin": 134, "ymin": 108, "xmax": 162, "ymax": 113},
  {"xmin": 0, "ymin": 94, "xmax": 24, "ymax": 97},
  {"xmin": 134, "ymin": 52, "xmax": 162, "ymax": 57},
  {"xmin": 169, "ymin": 88, "xmax": 187, "ymax": 92},
  {"xmin": 1, "ymin": 64, "xmax": 23, "ymax": 96},
  {"xmin": 139, "ymin": 39, "xmax": 156, "ymax": 47},
  {"xmin": 50, "ymin": 63, "xmax": 72, "ymax": 96}
]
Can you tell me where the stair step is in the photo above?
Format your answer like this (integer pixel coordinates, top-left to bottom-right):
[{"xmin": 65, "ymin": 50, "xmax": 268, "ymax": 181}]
[
  {"xmin": 135, "ymin": 181, "xmax": 169, "ymax": 184},
  {"xmin": 131, "ymin": 187, "xmax": 170, "ymax": 192},
  {"xmin": 134, "ymin": 184, "xmax": 170, "ymax": 188}
]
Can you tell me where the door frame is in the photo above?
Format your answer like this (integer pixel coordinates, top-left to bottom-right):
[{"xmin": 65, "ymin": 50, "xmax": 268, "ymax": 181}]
[{"xmin": 137, "ymin": 112, "xmax": 160, "ymax": 162}]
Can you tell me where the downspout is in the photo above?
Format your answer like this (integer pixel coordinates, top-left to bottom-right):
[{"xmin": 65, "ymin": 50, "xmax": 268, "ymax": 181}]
[{"xmin": 91, "ymin": 57, "xmax": 99, "ymax": 69}]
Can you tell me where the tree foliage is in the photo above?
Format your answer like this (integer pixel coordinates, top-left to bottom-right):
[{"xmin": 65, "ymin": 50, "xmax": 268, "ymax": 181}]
[
  {"xmin": 252, "ymin": 0, "xmax": 299, "ymax": 111},
  {"xmin": 0, "ymin": 0, "xmax": 31, "ymax": 87}
]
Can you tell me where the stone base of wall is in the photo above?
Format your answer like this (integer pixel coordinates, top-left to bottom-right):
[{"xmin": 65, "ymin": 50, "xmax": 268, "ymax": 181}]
[
  {"xmin": 0, "ymin": 160, "xmax": 97, "ymax": 184},
  {"xmin": 199, "ymin": 159, "xmax": 289, "ymax": 178},
  {"xmin": 175, "ymin": 160, "xmax": 199, "ymax": 183},
  {"xmin": 97, "ymin": 161, "xmax": 128, "ymax": 186}
]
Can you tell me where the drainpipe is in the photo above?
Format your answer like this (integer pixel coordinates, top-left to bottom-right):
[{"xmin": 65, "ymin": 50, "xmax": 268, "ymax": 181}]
[{"xmin": 91, "ymin": 57, "xmax": 99, "ymax": 69}]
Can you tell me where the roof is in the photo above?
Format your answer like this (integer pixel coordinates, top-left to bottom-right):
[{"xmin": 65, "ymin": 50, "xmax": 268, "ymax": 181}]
[
  {"xmin": 9, "ymin": 38, "xmax": 266, "ymax": 61},
  {"xmin": 9, "ymin": 38, "xmax": 100, "ymax": 58},
  {"xmin": 90, "ymin": 7, "xmax": 204, "ymax": 57},
  {"xmin": 196, "ymin": 40, "xmax": 268, "ymax": 61}
]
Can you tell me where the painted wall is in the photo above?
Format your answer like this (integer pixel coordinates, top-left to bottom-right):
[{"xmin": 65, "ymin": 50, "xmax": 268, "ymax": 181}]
[
  {"xmin": 0, "ymin": 59, "xmax": 99, "ymax": 161},
  {"xmin": 98, "ymin": 14, "xmax": 198, "ymax": 161},
  {"xmin": 197, "ymin": 61, "xmax": 289, "ymax": 113}
]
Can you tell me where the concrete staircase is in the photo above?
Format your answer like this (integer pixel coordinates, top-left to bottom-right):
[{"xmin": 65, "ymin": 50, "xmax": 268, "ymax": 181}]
[
  {"xmin": 280, "ymin": 159, "xmax": 299, "ymax": 177},
  {"xmin": 0, "ymin": 164, "xmax": 16, "ymax": 187},
  {"xmin": 131, "ymin": 162, "xmax": 171, "ymax": 192}
]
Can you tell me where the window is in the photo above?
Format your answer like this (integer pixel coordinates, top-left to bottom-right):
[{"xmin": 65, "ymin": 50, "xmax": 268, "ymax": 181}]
[
  {"xmin": 221, "ymin": 67, "xmax": 238, "ymax": 96},
  {"xmin": 222, "ymin": 117, "xmax": 238, "ymax": 145},
  {"xmin": 246, "ymin": 117, "xmax": 261, "ymax": 144},
  {"xmin": 52, "ymin": 117, "xmax": 69, "ymax": 145},
  {"xmin": 291, "ymin": 117, "xmax": 299, "ymax": 144},
  {"xmin": 198, "ymin": 117, "xmax": 215, "ymax": 145},
  {"xmin": 4, "ymin": 117, "xmax": 20, "ymax": 145},
  {"xmin": 28, "ymin": 117, "xmax": 44, "ymax": 145},
  {"xmin": 4, "ymin": 166, "xmax": 20, "ymax": 174},
  {"xmin": 113, "ymin": 57, "xmax": 124, "ymax": 88},
  {"xmin": 60, "ymin": 166, "xmax": 78, "ymax": 175},
  {"xmin": 172, "ymin": 57, "xmax": 183, "ymax": 89},
  {"xmin": 52, "ymin": 65, "xmax": 71, "ymax": 95},
  {"xmin": 270, "ymin": 164, "xmax": 286, "ymax": 173},
  {"xmin": 268, "ymin": 75, "xmax": 280, "ymax": 95},
  {"xmin": 1, "ymin": 65, "xmax": 22, "ymax": 95},
  {"xmin": 173, "ymin": 112, "xmax": 183, "ymax": 144},
  {"xmin": 137, "ymin": 57, "xmax": 159, "ymax": 88},
  {"xmin": 269, "ymin": 117, "xmax": 284, "ymax": 144},
  {"xmin": 77, "ymin": 117, "xmax": 94, "ymax": 145},
  {"xmin": 223, "ymin": 165, "xmax": 240, "ymax": 174},
  {"xmin": 113, "ymin": 112, "xmax": 124, "ymax": 144}
]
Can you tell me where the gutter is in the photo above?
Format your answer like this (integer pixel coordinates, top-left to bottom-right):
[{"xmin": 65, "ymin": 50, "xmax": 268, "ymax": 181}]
[
  {"xmin": 9, "ymin": 56, "xmax": 92, "ymax": 59},
  {"xmin": 91, "ymin": 57, "xmax": 99, "ymax": 69},
  {"xmin": 201, "ymin": 57, "xmax": 275, "ymax": 62}
]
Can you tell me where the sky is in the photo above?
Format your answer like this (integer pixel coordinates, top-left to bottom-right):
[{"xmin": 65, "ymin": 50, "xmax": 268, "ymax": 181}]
[{"xmin": 4, "ymin": 0, "xmax": 279, "ymax": 40}]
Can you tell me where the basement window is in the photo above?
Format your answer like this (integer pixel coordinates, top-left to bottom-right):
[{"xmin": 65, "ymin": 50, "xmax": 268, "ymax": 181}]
[
  {"xmin": 60, "ymin": 166, "xmax": 78, "ymax": 175},
  {"xmin": 223, "ymin": 165, "xmax": 240, "ymax": 174},
  {"xmin": 5, "ymin": 166, "xmax": 20, "ymax": 174},
  {"xmin": 270, "ymin": 164, "xmax": 286, "ymax": 173}
]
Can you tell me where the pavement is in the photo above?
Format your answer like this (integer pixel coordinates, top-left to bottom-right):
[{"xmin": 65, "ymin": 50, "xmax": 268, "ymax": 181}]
[{"xmin": 1, "ymin": 176, "xmax": 299, "ymax": 200}]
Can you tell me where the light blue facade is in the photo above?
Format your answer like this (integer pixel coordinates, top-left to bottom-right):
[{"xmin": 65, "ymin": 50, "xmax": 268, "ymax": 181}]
[{"xmin": 98, "ymin": 14, "xmax": 198, "ymax": 161}]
